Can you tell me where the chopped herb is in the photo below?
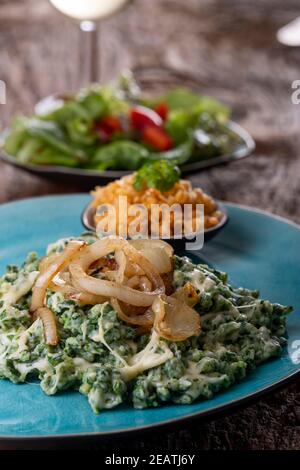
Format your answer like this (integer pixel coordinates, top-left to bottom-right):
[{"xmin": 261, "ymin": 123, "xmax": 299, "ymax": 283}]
[{"xmin": 134, "ymin": 160, "xmax": 181, "ymax": 193}]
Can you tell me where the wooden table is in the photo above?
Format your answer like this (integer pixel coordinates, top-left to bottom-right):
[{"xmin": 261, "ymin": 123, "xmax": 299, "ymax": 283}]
[{"xmin": 0, "ymin": 0, "xmax": 300, "ymax": 450}]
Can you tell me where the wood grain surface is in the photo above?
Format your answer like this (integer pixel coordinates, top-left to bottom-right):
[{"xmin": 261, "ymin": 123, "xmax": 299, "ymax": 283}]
[{"xmin": 0, "ymin": 0, "xmax": 299, "ymax": 450}]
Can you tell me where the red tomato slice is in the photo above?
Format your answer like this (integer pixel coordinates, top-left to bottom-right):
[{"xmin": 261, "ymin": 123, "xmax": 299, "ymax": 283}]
[
  {"xmin": 131, "ymin": 106, "xmax": 163, "ymax": 131},
  {"xmin": 142, "ymin": 125, "xmax": 174, "ymax": 151},
  {"xmin": 94, "ymin": 116, "xmax": 122, "ymax": 142},
  {"xmin": 100, "ymin": 116, "xmax": 122, "ymax": 133},
  {"xmin": 154, "ymin": 102, "xmax": 169, "ymax": 121}
]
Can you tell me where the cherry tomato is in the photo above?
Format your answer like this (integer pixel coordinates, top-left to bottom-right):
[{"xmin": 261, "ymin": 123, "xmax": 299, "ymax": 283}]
[
  {"xmin": 154, "ymin": 102, "xmax": 169, "ymax": 121},
  {"xmin": 142, "ymin": 125, "xmax": 174, "ymax": 151},
  {"xmin": 100, "ymin": 116, "xmax": 122, "ymax": 133},
  {"xmin": 94, "ymin": 116, "xmax": 122, "ymax": 142},
  {"xmin": 130, "ymin": 106, "xmax": 163, "ymax": 131}
]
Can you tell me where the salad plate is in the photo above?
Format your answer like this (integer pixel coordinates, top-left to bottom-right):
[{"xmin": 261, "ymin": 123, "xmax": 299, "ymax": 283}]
[
  {"xmin": 0, "ymin": 195, "xmax": 299, "ymax": 440},
  {"xmin": 0, "ymin": 122, "xmax": 255, "ymax": 187},
  {"xmin": 0, "ymin": 75, "xmax": 255, "ymax": 186}
]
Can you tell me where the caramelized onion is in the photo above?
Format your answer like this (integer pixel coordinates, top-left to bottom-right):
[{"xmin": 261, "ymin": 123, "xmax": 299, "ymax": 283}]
[
  {"xmin": 31, "ymin": 237, "xmax": 202, "ymax": 344},
  {"xmin": 126, "ymin": 275, "xmax": 140, "ymax": 289},
  {"xmin": 139, "ymin": 276, "xmax": 152, "ymax": 292},
  {"xmin": 50, "ymin": 282, "xmax": 106, "ymax": 306},
  {"xmin": 114, "ymin": 249, "xmax": 127, "ymax": 283},
  {"xmin": 39, "ymin": 253, "xmax": 60, "ymax": 273},
  {"xmin": 173, "ymin": 282, "xmax": 199, "ymax": 307},
  {"xmin": 130, "ymin": 239, "xmax": 173, "ymax": 257},
  {"xmin": 130, "ymin": 240, "xmax": 173, "ymax": 274},
  {"xmin": 70, "ymin": 292, "xmax": 107, "ymax": 305},
  {"xmin": 34, "ymin": 307, "xmax": 59, "ymax": 346},
  {"xmin": 110, "ymin": 298, "xmax": 154, "ymax": 328},
  {"xmin": 125, "ymin": 262, "xmax": 145, "ymax": 277},
  {"xmin": 69, "ymin": 238, "xmax": 164, "ymax": 307},
  {"xmin": 153, "ymin": 295, "xmax": 200, "ymax": 341},
  {"xmin": 31, "ymin": 241, "xmax": 84, "ymax": 313}
]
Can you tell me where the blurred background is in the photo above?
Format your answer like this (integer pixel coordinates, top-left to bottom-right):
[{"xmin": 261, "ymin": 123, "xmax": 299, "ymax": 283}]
[
  {"xmin": 0, "ymin": 0, "xmax": 300, "ymax": 450},
  {"xmin": 0, "ymin": 0, "xmax": 300, "ymax": 219},
  {"xmin": 0, "ymin": 1, "xmax": 299, "ymax": 213}
]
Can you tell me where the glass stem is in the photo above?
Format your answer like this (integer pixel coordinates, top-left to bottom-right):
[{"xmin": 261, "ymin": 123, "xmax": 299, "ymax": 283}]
[{"xmin": 80, "ymin": 20, "xmax": 100, "ymax": 85}]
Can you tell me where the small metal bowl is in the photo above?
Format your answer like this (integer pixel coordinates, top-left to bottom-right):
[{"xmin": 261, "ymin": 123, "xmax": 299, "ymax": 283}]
[{"xmin": 81, "ymin": 200, "xmax": 228, "ymax": 248}]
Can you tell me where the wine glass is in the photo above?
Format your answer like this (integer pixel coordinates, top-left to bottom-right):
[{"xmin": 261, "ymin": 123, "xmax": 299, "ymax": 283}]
[
  {"xmin": 277, "ymin": 17, "xmax": 300, "ymax": 46},
  {"xmin": 49, "ymin": 0, "xmax": 133, "ymax": 83}
]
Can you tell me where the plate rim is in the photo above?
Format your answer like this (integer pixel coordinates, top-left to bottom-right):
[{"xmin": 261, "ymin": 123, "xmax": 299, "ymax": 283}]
[
  {"xmin": 0, "ymin": 196, "xmax": 299, "ymax": 441},
  {"xmin": 1, "ymin": 365, "xmax": 299, "ymax": 442}
]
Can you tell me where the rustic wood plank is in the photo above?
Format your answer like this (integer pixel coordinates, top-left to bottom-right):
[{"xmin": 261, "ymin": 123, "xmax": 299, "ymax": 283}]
[{"xmin": 0, "ymin": 0, "xmax": 299, "ymax": 450}]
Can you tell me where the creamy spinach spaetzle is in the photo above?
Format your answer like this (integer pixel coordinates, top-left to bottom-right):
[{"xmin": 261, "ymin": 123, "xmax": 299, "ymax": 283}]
[{"xmin": 0, "ymin": 234, "xmax": 292, "ymax": 413}]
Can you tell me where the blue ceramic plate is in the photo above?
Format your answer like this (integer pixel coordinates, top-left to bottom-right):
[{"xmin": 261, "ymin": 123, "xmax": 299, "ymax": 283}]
[{"xmin": 0, "ymin": 195, "xmax": 299, "ymax": 440}]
